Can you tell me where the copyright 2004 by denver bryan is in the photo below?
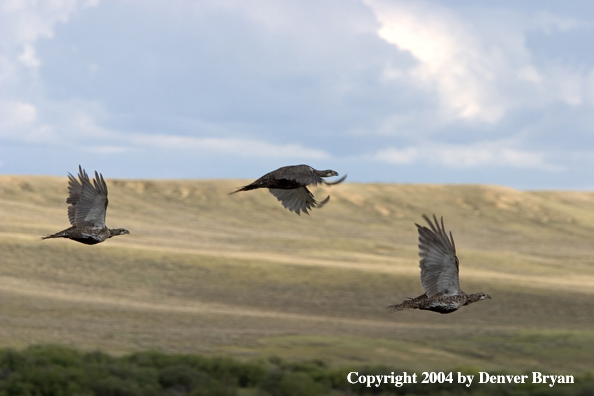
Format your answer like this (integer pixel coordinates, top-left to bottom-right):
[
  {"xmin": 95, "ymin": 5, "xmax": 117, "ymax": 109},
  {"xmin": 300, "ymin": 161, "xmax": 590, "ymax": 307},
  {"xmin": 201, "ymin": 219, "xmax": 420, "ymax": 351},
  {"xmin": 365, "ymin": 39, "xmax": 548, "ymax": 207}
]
[{"xmin": 347, "ymin": 371, "xmax": 575, "ymax": 388}]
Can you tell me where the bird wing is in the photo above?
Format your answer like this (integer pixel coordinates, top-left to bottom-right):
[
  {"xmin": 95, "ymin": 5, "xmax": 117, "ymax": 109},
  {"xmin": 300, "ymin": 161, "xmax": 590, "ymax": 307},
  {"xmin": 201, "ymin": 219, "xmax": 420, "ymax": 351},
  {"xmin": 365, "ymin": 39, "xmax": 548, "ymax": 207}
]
[
  {"xmin": 67, "ymin": 166, "xmax": 109, "ymax": 228},
  {"xmin": 269, "ymin": 187, "xmax": 329, "ymax": 215},
  {"xmin": 66, "ymin": 171, "xmax": 83, "ymax": 226},
  {"xmin": 416, "ymin": 214, "xmax": 461, "ymax": 297}
]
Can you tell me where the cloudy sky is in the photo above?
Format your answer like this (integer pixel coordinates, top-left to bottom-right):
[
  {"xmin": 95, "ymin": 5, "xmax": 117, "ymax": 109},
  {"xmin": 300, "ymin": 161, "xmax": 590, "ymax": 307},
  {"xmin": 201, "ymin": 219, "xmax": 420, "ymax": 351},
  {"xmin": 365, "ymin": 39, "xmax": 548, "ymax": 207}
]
[{"xmin": 1, "ymin": 0, "xmax": 594, "ymax": 189}]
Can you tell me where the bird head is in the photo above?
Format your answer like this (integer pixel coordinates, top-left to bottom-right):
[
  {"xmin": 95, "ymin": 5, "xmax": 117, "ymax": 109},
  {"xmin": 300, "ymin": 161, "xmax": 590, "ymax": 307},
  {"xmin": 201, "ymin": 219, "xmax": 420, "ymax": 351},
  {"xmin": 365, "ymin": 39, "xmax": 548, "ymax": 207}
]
[
  {"xmin": 319, "ymin": 169, "xmax": 339, "ymax": 177},
  {"xmin": 110, "ymin": 228, "xmax": 130, "ymax": 237},
  {"xmin": 467, "ymin": 292, "xmax": 491, "ymax": 304}
]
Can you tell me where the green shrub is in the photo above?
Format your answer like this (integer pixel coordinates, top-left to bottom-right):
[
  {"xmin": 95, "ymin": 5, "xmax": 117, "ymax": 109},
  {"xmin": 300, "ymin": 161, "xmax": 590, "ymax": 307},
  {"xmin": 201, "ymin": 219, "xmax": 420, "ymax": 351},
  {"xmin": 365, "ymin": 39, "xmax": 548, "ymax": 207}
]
[
  {"xmin": 0, "ymin": 345, "xmax": 589, "ymax": 396},
  {"xmin": 187, "ymin": 381, "xmax": 237, "ymax": 396},
  {"xmin": 92, "ymin": 375, "xmax": 158, "ymax": 396},
  {"xmin": 158, "ymin": 364, "xmax": 208, "ymax": 391},
  {"xmin": 259, "ymin": 370, "xmax": 327, "ymax": 396}
]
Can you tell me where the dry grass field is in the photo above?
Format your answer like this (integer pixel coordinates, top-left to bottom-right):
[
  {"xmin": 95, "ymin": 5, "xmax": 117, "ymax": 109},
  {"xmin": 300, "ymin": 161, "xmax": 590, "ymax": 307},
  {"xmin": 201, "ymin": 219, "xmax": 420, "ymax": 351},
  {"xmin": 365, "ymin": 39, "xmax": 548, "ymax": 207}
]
[{"xmin": 1, "ymin": 175, "xmax": 593, "ymax": 373}]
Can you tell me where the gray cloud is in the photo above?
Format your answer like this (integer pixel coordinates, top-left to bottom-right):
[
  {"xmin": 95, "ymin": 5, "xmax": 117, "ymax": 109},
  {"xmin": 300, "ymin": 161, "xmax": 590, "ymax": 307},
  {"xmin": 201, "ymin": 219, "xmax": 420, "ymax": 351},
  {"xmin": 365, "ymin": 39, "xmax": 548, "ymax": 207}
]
[{"xmin": 1, "ymin": 0, "xmax": 594, "ymax": 188}]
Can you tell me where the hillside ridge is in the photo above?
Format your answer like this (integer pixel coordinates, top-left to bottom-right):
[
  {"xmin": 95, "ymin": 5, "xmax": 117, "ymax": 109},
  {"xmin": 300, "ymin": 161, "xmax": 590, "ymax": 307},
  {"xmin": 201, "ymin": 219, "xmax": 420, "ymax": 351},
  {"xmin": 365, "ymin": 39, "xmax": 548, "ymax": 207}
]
[{"xmin": 0, "ymin": 175, "xmax": 593, "ymax": 371}]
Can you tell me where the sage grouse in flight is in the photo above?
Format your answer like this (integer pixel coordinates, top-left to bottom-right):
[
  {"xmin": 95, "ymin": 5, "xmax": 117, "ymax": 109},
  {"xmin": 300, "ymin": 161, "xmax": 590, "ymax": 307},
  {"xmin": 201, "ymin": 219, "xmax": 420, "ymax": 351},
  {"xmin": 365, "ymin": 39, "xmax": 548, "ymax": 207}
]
[
  {"xmin": 388, "ymin": 215, "xmax": 491, "ymax": 314},
  {"xmin": 42, "ymin": 166, "xmax": 130, "ymax": 245},
  {"xmin": 231, "ymin": 164, "xmax": 346, "ymax": 215}
]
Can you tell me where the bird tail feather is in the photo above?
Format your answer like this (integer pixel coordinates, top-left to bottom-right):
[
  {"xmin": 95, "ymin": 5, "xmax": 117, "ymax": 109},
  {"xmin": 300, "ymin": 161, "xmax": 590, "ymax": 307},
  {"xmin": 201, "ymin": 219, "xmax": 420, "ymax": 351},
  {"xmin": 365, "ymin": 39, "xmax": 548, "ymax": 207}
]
[
  {"xmin": 41, "ymin": 232, "xmax": 65, "ymax": 240},
  {"xmin": 229, "ymin": 184, "xmax": 259, "ymax": 194},
  {"xmin": 386, "ymin": 295, "xmax": 425, "ymax": 313}
]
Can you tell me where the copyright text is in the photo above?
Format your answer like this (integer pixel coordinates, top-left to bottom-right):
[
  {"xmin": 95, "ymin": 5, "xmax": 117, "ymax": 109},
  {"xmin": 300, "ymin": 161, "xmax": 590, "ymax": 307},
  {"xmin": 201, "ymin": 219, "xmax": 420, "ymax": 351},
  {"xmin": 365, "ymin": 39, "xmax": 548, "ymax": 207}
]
[{"xmin": 347, "ymin": 371, "xmax": 574, "ymax": 388}]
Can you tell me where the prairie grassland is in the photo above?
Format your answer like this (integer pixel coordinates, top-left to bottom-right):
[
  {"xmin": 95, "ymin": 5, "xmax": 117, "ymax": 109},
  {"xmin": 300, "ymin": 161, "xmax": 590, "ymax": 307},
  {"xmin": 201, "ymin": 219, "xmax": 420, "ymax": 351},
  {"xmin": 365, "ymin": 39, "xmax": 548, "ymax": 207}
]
[{"xmin": 1, "ymin": 175, "xmax": 593, "ymax": 372}]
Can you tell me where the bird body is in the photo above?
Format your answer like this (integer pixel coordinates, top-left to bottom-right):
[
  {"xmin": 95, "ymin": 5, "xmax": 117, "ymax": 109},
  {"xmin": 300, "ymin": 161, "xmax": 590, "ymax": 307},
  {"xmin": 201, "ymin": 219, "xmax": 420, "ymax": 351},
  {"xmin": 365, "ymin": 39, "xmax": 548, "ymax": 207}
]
[
  {"xmin": 388, "ymin": 291, "xmax": 490, "ymax": 314},
  {"xmin": 231, "ymin": 164, "xmax": 346, "ymax": 215},
  {"xmin": 388, "ymin": 215, "xmax": 490, "ymax": 314},
  {"xmin": 42, "ymin": 166, "xmax": 129, "ymax": 244}
]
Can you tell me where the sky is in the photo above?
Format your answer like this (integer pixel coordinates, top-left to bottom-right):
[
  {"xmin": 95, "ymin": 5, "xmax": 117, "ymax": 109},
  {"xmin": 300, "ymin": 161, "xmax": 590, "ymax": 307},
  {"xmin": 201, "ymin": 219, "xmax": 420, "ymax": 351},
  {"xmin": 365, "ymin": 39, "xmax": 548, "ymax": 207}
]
[{"xmin": 1, "ymin": 0, "xmax": 594, "ymax": 189}]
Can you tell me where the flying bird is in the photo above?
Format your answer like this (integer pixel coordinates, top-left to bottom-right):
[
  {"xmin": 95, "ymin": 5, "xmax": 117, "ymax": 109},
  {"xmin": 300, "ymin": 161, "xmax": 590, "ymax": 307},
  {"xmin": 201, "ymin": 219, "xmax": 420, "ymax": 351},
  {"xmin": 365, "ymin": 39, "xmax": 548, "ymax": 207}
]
[
  {"xmin": 231, "ymin": 164, "xmax": 346, "ymax": 215},
  {"xmin": 42, "ymin": 166, "xmax": 130, "ymax": 245},
  {"xmin": 388, "ymin": 214, "xmax": 491, "ymax": 314}
]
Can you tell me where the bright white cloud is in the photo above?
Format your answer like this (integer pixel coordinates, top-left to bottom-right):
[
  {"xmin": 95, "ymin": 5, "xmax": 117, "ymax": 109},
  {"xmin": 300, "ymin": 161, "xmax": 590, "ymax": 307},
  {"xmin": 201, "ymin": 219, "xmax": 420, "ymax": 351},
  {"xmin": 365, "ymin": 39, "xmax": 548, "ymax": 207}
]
[
  {"xmin": 0, "ymin": 0, "xmax": 102, "ymax": 148},
  {"xmin": 41, "ymin": 109, "xmax": 331, "ymax": 160},
  {"xmin": 18, "ymin": 43, "xmax": 40, "ymax": 69},
  {"xmin": 0, "ymin": 0, "xmax": 99, "ymax": 75},
  {"xmin": 533, "ymin": 11, "xmax": 585, "ymax": 34},
  {"xmin": 516, "ymin": 66, "xmax": 543, "ymax": 84},
  {"xmin": 0, "ymin": 100, "xmax": 37, "ymax": 128},
  {"xmin": 0, "ymin": 100, "xmax": 55, "ymax": 142},
  {"xmin": 126, "ymin": 134, "xmax": 330, "ymax": 160},
  {"xmin": 365, "ymin": 0, "xmax": 589, "ymax": 124},
  {"xmin": 375, "ymin": 147, "xmax": 418, "ymax": 164},
  {"xmin": 376, "ymin": 141, "xmax": 561, "ymax": 171},
  {"xmin": 366, "ymin": 0, "xmax": 509, "ymax": 122},
  {"xmin": 86, "ymin": 145, "xmax": 132, "ymax": 154}
]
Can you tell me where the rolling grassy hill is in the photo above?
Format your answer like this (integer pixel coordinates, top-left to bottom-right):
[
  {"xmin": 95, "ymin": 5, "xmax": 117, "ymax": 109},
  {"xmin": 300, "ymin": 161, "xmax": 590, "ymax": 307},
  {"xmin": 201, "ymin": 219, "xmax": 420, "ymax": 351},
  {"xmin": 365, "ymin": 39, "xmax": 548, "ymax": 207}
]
[{"xmin": 1, "ymin": 175, "xmax": 593, "ymax": 373}]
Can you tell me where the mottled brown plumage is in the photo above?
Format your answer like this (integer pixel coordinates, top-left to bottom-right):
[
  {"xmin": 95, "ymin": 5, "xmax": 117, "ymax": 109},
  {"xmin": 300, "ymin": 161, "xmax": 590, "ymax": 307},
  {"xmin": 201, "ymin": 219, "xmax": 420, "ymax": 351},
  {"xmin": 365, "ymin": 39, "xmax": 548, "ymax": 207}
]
[
  {"xmin": 231, "ymin": 164, "xmax": 346, "ymax": 215},
  {"xmin": 388, "ymin": 214, "xmax": 491, "ymax": 314},
  {"xmin": 42, "ymin": 166, "xmax": 129, "ymax": 245}
]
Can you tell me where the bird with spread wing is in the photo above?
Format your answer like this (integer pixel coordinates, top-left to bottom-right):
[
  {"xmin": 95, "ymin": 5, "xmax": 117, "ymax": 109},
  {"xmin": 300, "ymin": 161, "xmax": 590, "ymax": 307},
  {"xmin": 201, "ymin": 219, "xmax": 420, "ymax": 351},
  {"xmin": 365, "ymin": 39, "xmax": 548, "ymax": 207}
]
[
  {"xmin": 230, "ymin": 164, "xmax": 346, "ymax": 215},
  {"xmin": 42, "ymin": 166, "xmax": 130, "ymax": 245},
  {"xmin": 388, "ymin": 214, "xmax": 491, "ymax": 314}
]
